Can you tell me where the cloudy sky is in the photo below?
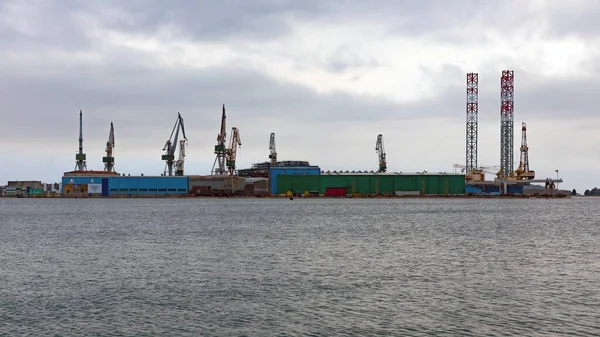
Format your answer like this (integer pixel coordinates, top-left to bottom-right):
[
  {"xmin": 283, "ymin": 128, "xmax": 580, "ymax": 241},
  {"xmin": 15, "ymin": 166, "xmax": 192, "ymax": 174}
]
[{"xmin": 1, "ymin": 0, "xmax": 599, "ymax": 192}]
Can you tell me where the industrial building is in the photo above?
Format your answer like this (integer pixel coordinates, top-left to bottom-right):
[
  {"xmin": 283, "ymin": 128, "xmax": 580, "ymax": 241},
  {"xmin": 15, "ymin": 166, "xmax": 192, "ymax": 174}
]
[
  {"xmin": 275, "ymin": 172, "xmax": 465, "ymax": 197},
  {"xmin": 61, "ymin": 172, "xmax": 189, "ymax": 197},
  {"xmin": 268, "ymin": 165, "xmax": 322, "ymax": 195}
]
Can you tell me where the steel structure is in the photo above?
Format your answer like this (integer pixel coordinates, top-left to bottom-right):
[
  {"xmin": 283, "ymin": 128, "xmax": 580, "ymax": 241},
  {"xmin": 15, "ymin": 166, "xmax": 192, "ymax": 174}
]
[
  {"xmin": 375, "ymin": 134, "xmax": 387, "ymax": 173},
  {"xmin": 75, "ymin": 110, "xmax": 87, "ymax": 171},
  {"xmin": 226, "ymin": 127, "xmax": 242, "ymax": 176},
  {"xmin": 103, "ymin": 122, "xmax": 115, "ymax": 172},
  {"xmin": 466, "ymin": 73, "xmax": 478, "ymax": 173},
  {"xmin": 269, "ymin": 132, "xmax": 277, "ymax": 166},
  {"xmin": 500, "ymin": 70, "xmax": 515, "ymax": 178},
  {"xmin": 212, "ymin": 104, "xmax": 227, "ymax": 175},
  {"xmin": 515, "ymin": 122, "xmax": 535, "ymax": 180},
  {"xmin": 162, "ymin": 113, "xmax": 187, "ymax": 176},
  {"xmin": 175, "ymin": 139, "xmax": 186, "ymax": 176}
]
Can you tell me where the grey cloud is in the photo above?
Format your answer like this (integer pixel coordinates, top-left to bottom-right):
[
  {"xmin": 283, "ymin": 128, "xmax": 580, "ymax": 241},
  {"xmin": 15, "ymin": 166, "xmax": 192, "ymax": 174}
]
[{"xmin": 0, "ymin": 0, "xmax": 531, "ymax": 50}]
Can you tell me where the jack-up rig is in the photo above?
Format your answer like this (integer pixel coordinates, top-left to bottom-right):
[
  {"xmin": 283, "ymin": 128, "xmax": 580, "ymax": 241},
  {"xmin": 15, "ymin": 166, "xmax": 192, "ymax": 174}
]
[
  {"xmin": 162, "ymin": 113, "xmax": 187, "ymax": 176},
  {"xmin": 103, "ymin": 122, "xmax": 116, "ymax": 172},
  {"xmin": 376, "ymin": 134, "xmax": 387, "ymax": 173},
  {"xmin": 458, "ymin": 70, "xmax": 562, "ymax": 194},
  {"xmin": 75, "ymin": 110, "xmax": 88, "ymax": 171},
  {"xmin": 212, "ymin": 104, "xmax": 227, "ymax": 175},
  {"xmin": 269, "ymin": 132, "xmax": 277, "ymax": 166}
]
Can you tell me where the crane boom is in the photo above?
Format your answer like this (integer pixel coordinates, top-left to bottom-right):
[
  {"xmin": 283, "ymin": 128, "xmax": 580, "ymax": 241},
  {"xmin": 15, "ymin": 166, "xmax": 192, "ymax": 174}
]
[
  {"xmin": 162, "ymin": 113, "xmax": 187, "ymax": 176},
  {"xmin": 269, "ymin": 132, "xmax": 277, "ymax": 166},
  {"xmin": 103, "ymin": 122, "xmax": 115, "ymax": 172},
  {"xmin": 226, "ymin": 127, "xmax": 242, "ymax": 176},
  {"xmin": 376, "ymin": 134, "xmax": 387, "ymax": 173}
]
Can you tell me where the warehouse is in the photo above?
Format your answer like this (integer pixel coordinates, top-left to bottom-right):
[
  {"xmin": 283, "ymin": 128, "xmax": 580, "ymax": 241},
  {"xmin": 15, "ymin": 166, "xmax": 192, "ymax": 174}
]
[
  {"xmin": 275, "ymin": 172, "xmax": 466, "ymax": 196},
  {"xmin": 268, "ymin": 165, "xmax": 321, "ymax": 195},
  {"xmin": 61, "ymin": 171, "xmax": 189, "ymax": 197}
]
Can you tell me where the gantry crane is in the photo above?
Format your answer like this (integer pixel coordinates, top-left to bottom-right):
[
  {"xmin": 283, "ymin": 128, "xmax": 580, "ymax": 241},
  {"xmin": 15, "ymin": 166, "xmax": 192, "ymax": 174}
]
[
  {"xmin": 162, "ymin": 113, "xmax": 187, "ymax": 176},
  {"xmin": 226, "ymin": 127, "xmax": 242, "ymax": 176},
  {"xmin": 269, "ymin": 132, "xmax": 277, "ymax": 166},
  {"xmin": 212, "ymin": 104, "xmax": 227, "ymax": 175},
  {"xmin": 103, "ymin": 122, "xmax": 115, "ymax": 172},
  {"xmin": 514, "ymin": 122, "xmax": 535, "ymax": 180},
  {"xmin": 174, "ymin": 139, "xmax": 186, "ymax": 176},
  {"xmin": 74, "ymin": 110, "xmax": 87, "ymax": 171},
  {"xmin": 376, "ymin": 134, "xmax": 387, "ymax": 173}
]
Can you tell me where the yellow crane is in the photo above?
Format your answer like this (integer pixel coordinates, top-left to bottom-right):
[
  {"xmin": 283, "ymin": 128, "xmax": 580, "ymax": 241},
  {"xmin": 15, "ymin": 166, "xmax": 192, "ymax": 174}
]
[{"xmin": 514, "ymin": 122, "xmax": 535, "ymax": 180}]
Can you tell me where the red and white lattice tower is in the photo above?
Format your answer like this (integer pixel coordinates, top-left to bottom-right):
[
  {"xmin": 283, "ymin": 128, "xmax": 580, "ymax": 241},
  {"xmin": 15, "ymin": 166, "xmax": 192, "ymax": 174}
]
[
  {"xmin": 500, "ymin": 70, "xmax": 514, "ymax": 178},
  {"xmin": 466, "ymin": 73, "xmax": 478, "ymax": 173}
]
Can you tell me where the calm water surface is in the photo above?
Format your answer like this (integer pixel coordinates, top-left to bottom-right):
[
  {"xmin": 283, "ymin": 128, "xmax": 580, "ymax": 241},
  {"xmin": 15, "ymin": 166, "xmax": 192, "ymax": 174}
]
[{"xmin": 1, "ymin": 197, "xmax": 599, "ymax": 336}]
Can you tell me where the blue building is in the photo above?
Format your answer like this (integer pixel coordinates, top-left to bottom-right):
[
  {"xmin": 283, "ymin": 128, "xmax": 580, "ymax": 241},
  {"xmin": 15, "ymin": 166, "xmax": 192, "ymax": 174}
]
[
  {"xmin": 61, "ymin": 172, "xmax": 189, "ymax": 197},
  {"xmin": 268, "ymin": 166, "xmax": 321, "ymax": 195}
]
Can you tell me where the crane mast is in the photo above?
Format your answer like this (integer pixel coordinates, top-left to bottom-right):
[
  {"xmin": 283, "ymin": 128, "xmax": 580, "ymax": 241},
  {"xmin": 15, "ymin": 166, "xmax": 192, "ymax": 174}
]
[
  {"xmin": 75, "ymin": 110, "xmax": 87, "ymax": 171},
  {"xmin": 212, "ymin": 104, "xmax": 228, "ymax": 175},
  {"xmin": 175, "ymin": 139, "xmax": 186, "ymax": 176},
  {"xmin": 269, "ymin": 132, "xmax": 277, "ymax": 166},
  {"xmin": 162, "ymin": 113, "xmax": 187, "ymax": 176},
  {"xmin": 103, "ymin": 122, "xmax": 115, "ymax": 172},
  {"xmin": 226, "ymin": 127, "xmax": 242, "ymax": 176},
  {"xmin": 376, "ymin": 134, "xmax": 387, "ymax": 173}
]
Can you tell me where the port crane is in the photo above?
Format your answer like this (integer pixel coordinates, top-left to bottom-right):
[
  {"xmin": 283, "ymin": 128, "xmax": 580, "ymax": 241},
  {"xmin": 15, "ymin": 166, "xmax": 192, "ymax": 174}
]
[
  {"xmin": 269, "ymin": 132, "xmax": 277, "ymax": 166},
  {"xmin": 212, "ymin": 104, "xmax": 227, "ymax": 175},
  {"xmin": 174, "ymin": 139, "xmax": 186, "ymax": 176},
  {"xmin": 75, "ymin": 110, "xmax": 87, "ymax": 171},
  {"xmin": 103, "ymin": 122, "xmax": 115, "ymax": 172},
  {"xmin": 376, "ymin": 134, "xmax": 387, "ymax": 173},
  {"xmin": 514, "ymin": 122, "xmax": 535, "ymax": 180},
  {"xmin": 226, "ymin": 127, "xmax": 242, "ymax": 176},
  {"xmin": 162, "ymin": 113, "xmax": 187, "ymax": 176}
]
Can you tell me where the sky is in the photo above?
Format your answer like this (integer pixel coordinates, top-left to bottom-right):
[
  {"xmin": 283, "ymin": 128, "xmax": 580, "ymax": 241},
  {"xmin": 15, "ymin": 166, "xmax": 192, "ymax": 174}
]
[{"xmin": 1, "ymin": 0, "xmax": 599, "ymax": 192}]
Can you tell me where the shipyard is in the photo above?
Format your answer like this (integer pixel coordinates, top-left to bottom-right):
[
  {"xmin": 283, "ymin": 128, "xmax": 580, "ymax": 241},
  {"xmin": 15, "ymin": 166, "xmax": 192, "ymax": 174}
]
[{"xmin": 2, "ymin": 70, "xmax": 570, "ymax": 199}]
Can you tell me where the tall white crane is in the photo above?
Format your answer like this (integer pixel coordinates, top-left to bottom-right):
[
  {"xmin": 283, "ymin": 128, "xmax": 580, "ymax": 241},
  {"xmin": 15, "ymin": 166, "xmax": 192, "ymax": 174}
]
[
  {"xmin": 376, "ymin": 134, "xmax": 387, "ymax": 173},
  {"xmin": 269, "ymin": 132, "xmax": 277, "ymax": 166},
  {"xmin": 175, "ymin": 139, "xmax": 186, "ymax": 176},
  {"xmin": 103, "ymin": 122, "xmax": 115, "ymax": 172}
]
